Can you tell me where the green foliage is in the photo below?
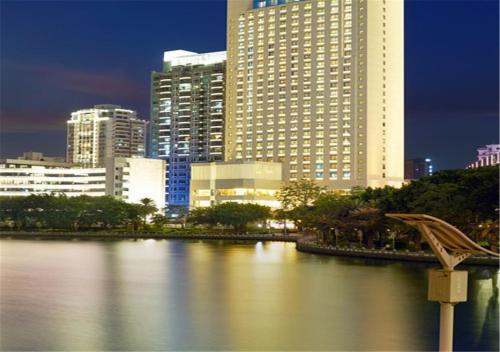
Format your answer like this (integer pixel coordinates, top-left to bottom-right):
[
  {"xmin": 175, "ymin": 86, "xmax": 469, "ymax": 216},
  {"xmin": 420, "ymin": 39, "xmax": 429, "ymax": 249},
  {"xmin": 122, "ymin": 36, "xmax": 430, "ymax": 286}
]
[
  {"xmin": 275, "ymin": 179, "xmax": 324, "ymax": 210},
  {"xmin": 187, "ymin": 202, "xmax": 271, "ymax": 233},
  {"xmin": 277, "ymin": 167, "xmax": 499, "ymax": 251},
  {"xmin": 362, "ymin": 166, "xmax": 499, "ymax": 233},
  {"xmin": 0, "ymin": 195, "xmax": 161, "ymax": 232}
]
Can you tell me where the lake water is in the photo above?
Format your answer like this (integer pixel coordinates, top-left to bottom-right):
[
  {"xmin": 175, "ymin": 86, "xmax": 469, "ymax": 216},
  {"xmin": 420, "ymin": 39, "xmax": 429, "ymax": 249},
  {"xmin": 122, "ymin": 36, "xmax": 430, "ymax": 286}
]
[{"xmin": 0, "ymin": 239, "xmax": 498, "ymax": 351}]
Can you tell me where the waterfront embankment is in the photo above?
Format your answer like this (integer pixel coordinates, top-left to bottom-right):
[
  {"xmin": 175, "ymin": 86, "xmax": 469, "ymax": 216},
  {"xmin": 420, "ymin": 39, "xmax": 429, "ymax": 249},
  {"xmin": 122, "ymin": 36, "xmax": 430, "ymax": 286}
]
[
  {"xmin": 296, "ymin": 238, "xmax": 499, "ymax": 266},
  {"xmin": 0, "ymin": 231, "xmax": 298, "ymax": 242},
  {"xmin": 2, "ymin": 231, "xmax": 498, "ymax": 266}
]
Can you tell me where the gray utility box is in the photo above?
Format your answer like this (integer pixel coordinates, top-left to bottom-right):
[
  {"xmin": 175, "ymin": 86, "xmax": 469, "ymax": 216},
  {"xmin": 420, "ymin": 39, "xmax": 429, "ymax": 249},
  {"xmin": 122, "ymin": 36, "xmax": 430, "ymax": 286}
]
[{"xmin": 428, "ymin": 269, "xmax": 468, "ymax": 303}]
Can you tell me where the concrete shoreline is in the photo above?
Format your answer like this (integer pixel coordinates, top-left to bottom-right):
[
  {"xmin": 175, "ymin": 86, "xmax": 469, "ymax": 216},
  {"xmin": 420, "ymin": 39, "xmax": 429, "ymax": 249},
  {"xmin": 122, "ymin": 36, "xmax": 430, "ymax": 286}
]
[
  {"xmin": 1, "ymin": 231, "xmax": 498, "ymax": 267},
  {"xmin": 296, "ymin": 239, "xmax": 499, "ymax": 267},
  {"xmin": 0, "ymin": 231, "xmax": 298, "ymax": 242}
]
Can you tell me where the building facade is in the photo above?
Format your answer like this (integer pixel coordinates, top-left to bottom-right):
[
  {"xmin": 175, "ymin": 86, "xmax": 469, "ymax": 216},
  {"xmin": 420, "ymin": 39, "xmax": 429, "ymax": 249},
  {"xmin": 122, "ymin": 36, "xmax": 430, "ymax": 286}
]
[
  {"xmin": 150, "ymin": 50, "xmax": 226, "ymax": 208},
  {"xmin": 0, "ymin": 159, "xmax": 106, "ymax": 197},
  {"xmin": 0, "ymin": 157, "xmax": 166, "ymax": 210},
  {"xmin": 105, "ymin": 157, "xmax": 166, "ymax": 209},
  {"xmin": 67, "ymin": 104, "xmax": 147, "ymax": 167},
  {"xmin": 190, "ymin": 161, "xmax": 282, "ymax": 209},
  {"xmin": 225, "ymin": 0, "xmax": 404, "ymax": 189},
  {"xmin": 467, "ymin": 144, "xmax": 500, "ymax": 169},
  {"xmin": 17, "ymin": 151, "xmax": 66, "ymax": 163},
  {"xmin": 404, "ymin": 158, "xmax": 433, "ymax": 180}
]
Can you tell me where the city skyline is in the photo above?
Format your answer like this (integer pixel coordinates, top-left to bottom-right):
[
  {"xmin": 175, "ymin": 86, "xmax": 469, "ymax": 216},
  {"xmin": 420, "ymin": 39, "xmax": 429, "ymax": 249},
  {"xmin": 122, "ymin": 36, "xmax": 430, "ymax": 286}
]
[{"xmin": 1, "ymin": 0, "xmax": 498, "ymax": 170}]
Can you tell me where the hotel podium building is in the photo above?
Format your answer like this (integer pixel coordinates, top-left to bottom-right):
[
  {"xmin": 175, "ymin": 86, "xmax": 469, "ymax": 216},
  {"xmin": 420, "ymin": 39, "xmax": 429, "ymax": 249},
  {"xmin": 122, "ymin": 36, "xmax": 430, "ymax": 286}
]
[
  {"xmin": 150, "ymin": 50, "xmax": 226, "ymax": 208},
  {"xmin": 190, "ymin": 161, "xmax": 282, "ymax": 209},
  {"xmin": 225, "ymin": 0, "xmax": 404, "ymax": 189},
  {"xmin": 67, "ymin": 105, "xmax": 147, "ymax": 168}
]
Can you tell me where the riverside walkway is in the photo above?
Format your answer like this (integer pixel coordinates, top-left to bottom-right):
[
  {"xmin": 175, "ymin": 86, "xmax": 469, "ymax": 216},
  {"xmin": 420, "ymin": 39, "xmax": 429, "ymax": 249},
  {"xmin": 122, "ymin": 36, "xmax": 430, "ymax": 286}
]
[{"xmin": 296, "ymin": 237, "xmax": 499, "ymax": 266}]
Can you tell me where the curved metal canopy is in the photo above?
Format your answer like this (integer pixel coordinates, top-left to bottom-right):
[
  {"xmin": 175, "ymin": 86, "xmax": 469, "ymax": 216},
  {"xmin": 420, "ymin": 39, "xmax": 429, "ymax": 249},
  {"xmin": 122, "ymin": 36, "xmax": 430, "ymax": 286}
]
[{"xmin": 386, "ymin": 213, "xmax": 499, "ymax": 270}]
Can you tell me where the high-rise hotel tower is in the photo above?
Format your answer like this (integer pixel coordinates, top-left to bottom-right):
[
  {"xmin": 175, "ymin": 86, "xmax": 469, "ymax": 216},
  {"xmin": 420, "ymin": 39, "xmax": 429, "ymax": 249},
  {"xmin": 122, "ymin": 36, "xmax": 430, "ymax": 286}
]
[
  {"xmin": 67, "ymin": 105, "xmax": 147, "ymax": 167},
  {"xmin": 225, "ymin": 0, "xmax": 404, "ymax": 189},
  {"xmin": 150, "ymin": 50, "xmax": 226, "ymax": 207}
]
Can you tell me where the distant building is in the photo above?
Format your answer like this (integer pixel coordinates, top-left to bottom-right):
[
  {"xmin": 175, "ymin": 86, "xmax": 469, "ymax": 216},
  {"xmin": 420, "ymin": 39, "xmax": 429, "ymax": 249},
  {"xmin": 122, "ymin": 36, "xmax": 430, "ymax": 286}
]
[
  {"xmin": 150, "ymin": 50, "xmax": 226, "ymax": 208},
  {"xmin": 105, "ymin": 157, "xmax": 166, "ymax": 209},
  {"xmin": 225, "ymin": 0, "xmax": 404, "ymax": 189},
  {"xmin": 405, "ymin": 158, "xmax": 433, "ymax": 180},
  {"xmin": 67, "ymin": 104, "xmax": 147, "ymax": 167},
  {"xmin": 190, "ymin": 161, "xmax": 282, "ymax": 209},
  {"xmin": 0, "ymin": 157, "xmax": 166, "ymax": 210},
  {"xmin": 467, "ymin": 144, "xmax": 500, "ymax": 169},
  {"xmin": 17, "ymin": 151, "xmax": 65, "ymax": 163}
]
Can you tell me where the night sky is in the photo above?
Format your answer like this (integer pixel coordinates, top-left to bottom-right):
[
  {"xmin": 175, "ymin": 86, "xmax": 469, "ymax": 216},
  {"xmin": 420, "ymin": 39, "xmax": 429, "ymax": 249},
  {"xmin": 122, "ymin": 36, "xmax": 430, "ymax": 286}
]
[{"xmin": 1, "ymin": 0, "xmax": 498, "ymax": 170}]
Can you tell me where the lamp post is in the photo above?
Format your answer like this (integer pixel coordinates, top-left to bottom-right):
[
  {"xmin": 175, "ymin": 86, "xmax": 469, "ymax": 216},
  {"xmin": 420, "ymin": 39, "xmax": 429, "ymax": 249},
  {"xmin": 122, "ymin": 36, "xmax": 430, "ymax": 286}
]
[{"xmin": 386, "ymin": 214, "xmax": 499, "ymax": 352}]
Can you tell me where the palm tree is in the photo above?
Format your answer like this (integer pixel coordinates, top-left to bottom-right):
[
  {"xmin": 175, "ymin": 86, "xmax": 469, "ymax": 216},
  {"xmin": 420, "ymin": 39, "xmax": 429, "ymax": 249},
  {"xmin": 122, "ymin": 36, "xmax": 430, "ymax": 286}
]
[{"xmin": 139, "ymin": 198, "xmax": 158, "ymax": 227}]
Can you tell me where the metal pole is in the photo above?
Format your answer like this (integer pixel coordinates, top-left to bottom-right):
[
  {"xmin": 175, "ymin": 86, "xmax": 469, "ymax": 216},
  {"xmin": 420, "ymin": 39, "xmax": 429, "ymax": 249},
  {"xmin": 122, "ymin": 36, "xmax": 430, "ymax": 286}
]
[
  {"xmin": 439, "ymin": 302, "xmax": 454, "ymax": 352},
  {"xmin": 428, "ymin": 269, "xmax": 467, "ymax": 352}
]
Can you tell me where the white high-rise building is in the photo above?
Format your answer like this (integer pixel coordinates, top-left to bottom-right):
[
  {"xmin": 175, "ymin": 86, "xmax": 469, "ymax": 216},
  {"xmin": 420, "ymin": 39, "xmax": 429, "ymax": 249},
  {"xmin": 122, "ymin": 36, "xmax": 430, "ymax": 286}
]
[
  {"xmin": 225, "ymin": 0, "xmax": 404, "ymax": 189},
  {"xmin": 150, "ymin": 51, "xmax": 226, "ymax": 207},
  {"xmin": 67, "ymin": 104, "xmax": 147, "ymax": 167},
  {"xmin": 467, "ymin": 144, "xmax": 500, "ymax": 169}
]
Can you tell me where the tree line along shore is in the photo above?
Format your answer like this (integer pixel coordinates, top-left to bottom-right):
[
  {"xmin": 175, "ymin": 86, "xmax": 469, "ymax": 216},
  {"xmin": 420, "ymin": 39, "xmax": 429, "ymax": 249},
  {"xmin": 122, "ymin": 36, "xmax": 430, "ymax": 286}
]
[{"xmin": 0, "ymin": 166, "xmax": 498, "ymax": 254}]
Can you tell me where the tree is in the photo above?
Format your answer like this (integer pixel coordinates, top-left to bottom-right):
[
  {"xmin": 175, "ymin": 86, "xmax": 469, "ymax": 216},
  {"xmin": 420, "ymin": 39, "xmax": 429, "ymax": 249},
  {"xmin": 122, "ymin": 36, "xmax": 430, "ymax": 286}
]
[
  {"xmin": 151, "ymin": 214, "xmax": 168, "ymax": 226},
  {"xmin": 276, "ymin": 179, "xmax": 324, "ymax": 233},
  {"xmin": 138, "ymin": 198, "xmax": 158, "ymax": 226},
  {"xmin": 276, "ymin": 179, "xmax": 324, "ymax": 210},
  {"xmin": 188, "ymin": 207, "xmax": 218, "ymax": 228},
  {"xmin": 473, "ymin": 219, "xmax": 499, "ymax": 253},
  {"xmin": 305, "ymin": 193, "xmax": 360, "ymax": 244},
  {"xmin": 211, "ymin": 202, "xmax": 248, "ymax": 233},
  {"xmin": 124, "ymin": 203, "xmax": 144, "ymax": 233},
  {"xmin": 0, "ymin": 196, "xmax": 28, "ymax": 229},
  {"xmin": 188, "ymin": 203, "xmax": 271, "ymax": 234},
  {"xmin": 347, "ymin": 206, "xmax": 385, "ymax": 249}
]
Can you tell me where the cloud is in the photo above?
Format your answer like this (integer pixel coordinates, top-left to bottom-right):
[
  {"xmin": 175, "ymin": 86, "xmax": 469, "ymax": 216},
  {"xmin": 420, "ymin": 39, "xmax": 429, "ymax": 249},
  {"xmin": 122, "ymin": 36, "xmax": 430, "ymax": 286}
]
[
  {"xmin": 3, "ymin": 61, "xmax": 147, "ymax": 102},
  {"xmin": 0, "ymin": 107, "xmax": 67, "ymax": 132},
  {"xmin": 1, "ymin": 61, "xmax": 149, "ymax": 132}
]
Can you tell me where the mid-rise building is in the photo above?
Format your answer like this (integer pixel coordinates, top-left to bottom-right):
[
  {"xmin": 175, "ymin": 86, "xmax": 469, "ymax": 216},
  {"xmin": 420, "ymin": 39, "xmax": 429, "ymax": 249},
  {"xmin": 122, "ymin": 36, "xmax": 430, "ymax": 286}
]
[
  {"xmin": 105, "ymin": 157, "xmax": 166, "ymax": 208},
  {"xmin": 150, "ymin": 50, "xmax": 226, "ymax": 208},
  {"xmin": 225, "ymin": 0, "xmax": 404, "ymax": 189},
  {"xmin": 0, "ymin": 157, "xmax": 166, "ymax": 210},
  {"xmin": 17, "ymin": 151, "xmax": 65, "ymax": 163},
  {"xmin": 467, "ymin": 144, "xmax": 500, "ymax": 169},
  {"xmin": 405, "ymin": 158, "xmax": 433, "ymax": 180},
  {"xmin": 190, "ymin": 161, "xmax": 282, "ymax": 209},
  {"xmin": 67, "ymin": 104, "xmax": 147, "ymax": 167}
]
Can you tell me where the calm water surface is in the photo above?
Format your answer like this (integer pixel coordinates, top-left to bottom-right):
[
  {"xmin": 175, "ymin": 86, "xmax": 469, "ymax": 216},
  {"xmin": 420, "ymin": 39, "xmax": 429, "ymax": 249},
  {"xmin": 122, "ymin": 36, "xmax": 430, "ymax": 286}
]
[{"xmin": 0, "ymin": 239, "xmax": 498, "ymax": 351}]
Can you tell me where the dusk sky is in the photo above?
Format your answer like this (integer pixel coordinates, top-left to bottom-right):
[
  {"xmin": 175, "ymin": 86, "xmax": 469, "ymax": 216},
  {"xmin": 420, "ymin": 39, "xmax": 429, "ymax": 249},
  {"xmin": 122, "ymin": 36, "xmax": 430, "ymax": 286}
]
[{"xmin": 1, "ymin": 0, "xmax": 498, "ymax": 170}]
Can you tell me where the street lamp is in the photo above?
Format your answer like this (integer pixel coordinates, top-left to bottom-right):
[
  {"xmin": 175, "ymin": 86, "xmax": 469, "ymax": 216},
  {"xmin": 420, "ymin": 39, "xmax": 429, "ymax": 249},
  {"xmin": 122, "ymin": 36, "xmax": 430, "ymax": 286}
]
[{"xmin": 386, "ymin": 213, "xmax": 499, "ymax": 352}]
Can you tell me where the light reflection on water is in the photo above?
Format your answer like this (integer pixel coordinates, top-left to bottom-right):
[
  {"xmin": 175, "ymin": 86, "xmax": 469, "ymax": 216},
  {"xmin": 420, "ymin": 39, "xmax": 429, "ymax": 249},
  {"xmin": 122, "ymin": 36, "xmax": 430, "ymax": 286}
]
[{"xmin": 0, "ymin": 239, "xmax": 498, "ymax": 351}]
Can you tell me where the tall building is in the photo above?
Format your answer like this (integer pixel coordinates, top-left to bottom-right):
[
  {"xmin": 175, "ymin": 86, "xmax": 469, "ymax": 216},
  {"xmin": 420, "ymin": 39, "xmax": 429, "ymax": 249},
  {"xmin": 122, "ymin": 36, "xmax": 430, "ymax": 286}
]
[
  {"xmin": 67, "ymin": 104, "xmax": 147, "ymax": 167},
  {"xmin": 405, "ymin": 158, "xmax": 433, "ymax": 180},
  {"xmin": 150, "ymin": 50, "xmax": 226, "ymax": 208},
  {"xmin": 467, "ymin": 144, "xmax": 500, "ymax": 169},
  {"xmin": 225, "ymin": 0, "xmax": 404, "ymax": 189}
]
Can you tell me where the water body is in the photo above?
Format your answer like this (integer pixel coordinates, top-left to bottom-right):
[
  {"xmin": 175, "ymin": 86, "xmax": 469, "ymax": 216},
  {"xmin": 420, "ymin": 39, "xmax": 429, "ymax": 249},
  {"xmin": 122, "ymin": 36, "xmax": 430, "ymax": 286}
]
[{"xmin": 0, "ymin": 239, "xmax": 498, "ymax": 351}]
